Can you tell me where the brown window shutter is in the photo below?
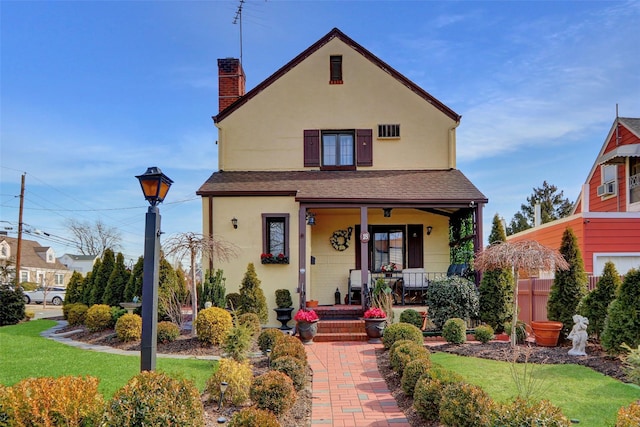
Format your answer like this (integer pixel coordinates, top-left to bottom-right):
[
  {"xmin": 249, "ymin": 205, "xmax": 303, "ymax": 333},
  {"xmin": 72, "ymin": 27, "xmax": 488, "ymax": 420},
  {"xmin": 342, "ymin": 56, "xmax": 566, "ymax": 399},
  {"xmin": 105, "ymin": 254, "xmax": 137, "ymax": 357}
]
[
  {"xmin": 304, "ymin": 129, "xmax": 320, "ymax": 167},
  {"xmin": 356, "ymin": 129, "xmax": 372, "ymax": 166}
]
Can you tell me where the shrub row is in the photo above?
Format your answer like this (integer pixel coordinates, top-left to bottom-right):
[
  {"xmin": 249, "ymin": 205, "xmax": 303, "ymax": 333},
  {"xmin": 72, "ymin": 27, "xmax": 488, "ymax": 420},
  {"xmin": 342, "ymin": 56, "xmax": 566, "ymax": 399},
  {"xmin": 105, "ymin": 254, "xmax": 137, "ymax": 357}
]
[
  {"xmin": 379, "ymin": 326, "xmax": 581, "ymax": 426},
  {"xmin": 0, "ymin": 372, "xmax": 204, "ymax": 426}
]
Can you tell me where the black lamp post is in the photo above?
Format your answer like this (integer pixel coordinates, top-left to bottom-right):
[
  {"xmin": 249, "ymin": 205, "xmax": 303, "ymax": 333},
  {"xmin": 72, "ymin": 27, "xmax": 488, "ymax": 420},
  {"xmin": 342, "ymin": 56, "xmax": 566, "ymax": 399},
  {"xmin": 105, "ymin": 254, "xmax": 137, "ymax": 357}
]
[{"xmin": 135, "ymin": 166, "xmax": 173, "ymax": 372}]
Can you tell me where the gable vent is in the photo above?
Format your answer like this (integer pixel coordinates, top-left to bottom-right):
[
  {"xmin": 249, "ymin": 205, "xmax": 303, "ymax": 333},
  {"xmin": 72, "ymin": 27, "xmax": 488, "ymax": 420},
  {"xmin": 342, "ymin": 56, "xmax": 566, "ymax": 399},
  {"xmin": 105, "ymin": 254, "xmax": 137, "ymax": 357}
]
[{"xmin": 378, "ymin": 124, "xmax": 400, "ymax": 138}]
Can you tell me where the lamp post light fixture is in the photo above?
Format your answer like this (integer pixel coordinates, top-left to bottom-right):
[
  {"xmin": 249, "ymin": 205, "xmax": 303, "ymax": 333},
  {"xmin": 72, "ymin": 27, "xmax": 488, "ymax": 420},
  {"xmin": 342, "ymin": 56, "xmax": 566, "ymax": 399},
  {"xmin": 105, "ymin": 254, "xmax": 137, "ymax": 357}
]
[
  {"xmin": 266, "ymin": 348, "xmax": 272, "ymax": 367},
  {"xmin": 135, "ymin": 167, "xmax": 173, "ymax": 372},
  {"xmin": 218, "ymin": 381, "xmax": 229, "ymax": 410}
]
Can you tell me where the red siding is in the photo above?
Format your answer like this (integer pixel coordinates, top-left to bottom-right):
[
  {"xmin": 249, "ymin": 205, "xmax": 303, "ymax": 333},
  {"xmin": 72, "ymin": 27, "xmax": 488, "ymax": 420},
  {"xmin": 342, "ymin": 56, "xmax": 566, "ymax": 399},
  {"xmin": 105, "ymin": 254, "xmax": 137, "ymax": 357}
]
[{"xmin": 510, "ymin": 216, "xmax": 640, "ymax": 275}]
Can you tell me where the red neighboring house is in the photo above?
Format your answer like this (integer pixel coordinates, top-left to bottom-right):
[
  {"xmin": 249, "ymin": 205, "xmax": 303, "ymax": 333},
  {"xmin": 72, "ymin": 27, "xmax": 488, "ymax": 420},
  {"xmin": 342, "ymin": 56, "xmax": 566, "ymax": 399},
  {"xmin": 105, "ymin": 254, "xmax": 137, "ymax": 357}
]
[{"xmin": 508, "ymin": 117, "xmax": 640, "ymax": 277}]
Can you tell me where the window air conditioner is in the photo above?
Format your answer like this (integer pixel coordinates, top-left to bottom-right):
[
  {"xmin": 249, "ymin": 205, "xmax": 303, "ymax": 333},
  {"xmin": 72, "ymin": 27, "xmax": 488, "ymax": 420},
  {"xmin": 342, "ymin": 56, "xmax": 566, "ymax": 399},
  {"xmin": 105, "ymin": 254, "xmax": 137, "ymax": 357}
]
[{"xmin": 597, "ymin": 182, "xmax": 616, "ymax": 196}]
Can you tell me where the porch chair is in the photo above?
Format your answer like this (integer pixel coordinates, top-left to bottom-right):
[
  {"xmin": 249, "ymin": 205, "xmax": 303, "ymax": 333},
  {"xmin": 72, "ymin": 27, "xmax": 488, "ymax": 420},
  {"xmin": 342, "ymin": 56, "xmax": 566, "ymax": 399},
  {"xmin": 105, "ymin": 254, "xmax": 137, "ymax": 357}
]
[
  {"xmin": 348, "ymin": 269, "xmax": 370, "ymax": 305},
  {"xmin": 400, "ymin": 268, "xmax": 428, "ymax": 304}
]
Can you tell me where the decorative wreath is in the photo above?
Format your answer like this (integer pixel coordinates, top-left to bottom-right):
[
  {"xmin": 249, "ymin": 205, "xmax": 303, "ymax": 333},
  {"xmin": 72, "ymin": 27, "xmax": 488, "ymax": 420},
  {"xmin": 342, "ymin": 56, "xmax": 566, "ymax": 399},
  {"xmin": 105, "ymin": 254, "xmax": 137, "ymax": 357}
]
[{"xmin": 330, "ymin": 229, "xmax": 351, "ymax": 251}]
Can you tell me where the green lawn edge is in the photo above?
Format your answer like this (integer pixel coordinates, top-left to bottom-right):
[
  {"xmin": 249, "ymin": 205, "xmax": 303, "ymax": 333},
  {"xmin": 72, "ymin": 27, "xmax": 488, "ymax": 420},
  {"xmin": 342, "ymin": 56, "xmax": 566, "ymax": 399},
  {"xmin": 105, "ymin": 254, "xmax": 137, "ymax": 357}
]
[
  {"xmin": 0, "ymin": 319, "xmax": 215, "ymax": 398},
  {"xmin": 431, "ymin": 352, "xmax": 640, "ymax": 427}
]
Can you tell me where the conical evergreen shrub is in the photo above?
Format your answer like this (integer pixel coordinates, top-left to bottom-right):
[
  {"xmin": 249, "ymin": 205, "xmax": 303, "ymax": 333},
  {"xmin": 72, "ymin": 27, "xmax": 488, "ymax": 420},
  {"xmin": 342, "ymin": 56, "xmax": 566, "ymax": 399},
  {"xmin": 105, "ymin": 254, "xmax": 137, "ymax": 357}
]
[
  {"xmin": 478, "ymin": 214, "xmax": 514, "ymax": 333},
  {"xmin": 601, "ymin": 268, "xmax": 640, "ymax": 354},
  {"xmin": 547, "ymin": 227, "xmax": 588, "ymax": 337},
  {"xmin": 579, "ymin": 261, "xmax": 620, "ymax": 339},
  {"xmin": 238, "ymin": 263, "xmax": 268, "ymax": 323}
]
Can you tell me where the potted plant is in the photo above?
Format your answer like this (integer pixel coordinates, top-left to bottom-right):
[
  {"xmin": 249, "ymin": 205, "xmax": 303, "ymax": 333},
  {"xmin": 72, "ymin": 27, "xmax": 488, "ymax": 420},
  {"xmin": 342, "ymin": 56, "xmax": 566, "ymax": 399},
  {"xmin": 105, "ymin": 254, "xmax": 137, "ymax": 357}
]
[
  {"xmin": 294, "ymin": 309, "xmax": 319, "ymax": 344},
  {"xmin": 274, "ymin": 289, "xmax": 294, "ymax": 330},
  {"xmin": 363, "ymin": 307, "xmax": 387, "ymax": 343}
]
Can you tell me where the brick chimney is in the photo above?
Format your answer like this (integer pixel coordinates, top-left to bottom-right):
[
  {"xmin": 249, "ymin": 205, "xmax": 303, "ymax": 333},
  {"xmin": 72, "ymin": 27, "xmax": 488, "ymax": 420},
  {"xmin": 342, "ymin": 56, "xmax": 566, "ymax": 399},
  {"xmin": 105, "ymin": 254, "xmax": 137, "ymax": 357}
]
[{"xmin": 218, "ymin": 58, "xmax": 246, "ymax": 113}]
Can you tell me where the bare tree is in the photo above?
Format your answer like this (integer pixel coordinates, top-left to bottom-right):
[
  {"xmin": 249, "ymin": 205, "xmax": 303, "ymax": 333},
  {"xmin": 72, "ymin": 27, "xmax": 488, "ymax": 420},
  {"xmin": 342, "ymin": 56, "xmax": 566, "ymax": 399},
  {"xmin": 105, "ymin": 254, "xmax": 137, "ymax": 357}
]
[
  {"xmin": 65, "ymin": 219, "xmax": 123, "ymax": 256},
  {"xmin": 162, "ymin": 232, "xmax": 238, "ymax": 336}
]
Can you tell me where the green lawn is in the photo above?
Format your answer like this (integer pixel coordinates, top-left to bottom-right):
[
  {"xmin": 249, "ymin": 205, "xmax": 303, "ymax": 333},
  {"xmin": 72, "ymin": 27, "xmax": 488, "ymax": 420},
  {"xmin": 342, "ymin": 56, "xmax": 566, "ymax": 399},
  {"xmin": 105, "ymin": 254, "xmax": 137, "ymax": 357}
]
[
  {"xmin": 0, "ymin": 320, "xmax": 215, "ymax": 398},
  {"xmin": 431, "ymin": 352, "xmax": 640, "ymax": 427}
]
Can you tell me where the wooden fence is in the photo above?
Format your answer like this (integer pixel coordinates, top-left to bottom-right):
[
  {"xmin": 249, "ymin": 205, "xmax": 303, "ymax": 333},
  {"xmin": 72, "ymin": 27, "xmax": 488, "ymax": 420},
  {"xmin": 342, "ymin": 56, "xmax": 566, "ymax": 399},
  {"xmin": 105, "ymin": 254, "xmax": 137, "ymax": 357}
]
[{"xmin": 516, "ymin": 276, "xmax": 599, "ymax": 324}]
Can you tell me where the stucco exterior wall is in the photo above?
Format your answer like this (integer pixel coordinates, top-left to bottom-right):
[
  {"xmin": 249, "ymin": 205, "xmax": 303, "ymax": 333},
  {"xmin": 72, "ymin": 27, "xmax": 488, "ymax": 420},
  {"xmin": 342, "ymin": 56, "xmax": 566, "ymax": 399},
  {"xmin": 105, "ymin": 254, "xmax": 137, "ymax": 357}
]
[
  {"xmin": 217, "ymin": 38, "xmax": 457, "ymax": 172},
  {"xmin": 206, "ymin": 196, "xmax": 302, "ymax": 326}
]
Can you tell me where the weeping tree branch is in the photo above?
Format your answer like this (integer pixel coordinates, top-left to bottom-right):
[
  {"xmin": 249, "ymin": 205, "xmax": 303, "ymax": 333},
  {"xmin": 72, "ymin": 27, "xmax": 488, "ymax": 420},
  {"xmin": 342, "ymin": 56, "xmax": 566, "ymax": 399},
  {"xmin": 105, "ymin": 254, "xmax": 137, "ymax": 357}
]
[{"xmin": 162, "ymin": 232, "xmax": 239, "ymax": 336}]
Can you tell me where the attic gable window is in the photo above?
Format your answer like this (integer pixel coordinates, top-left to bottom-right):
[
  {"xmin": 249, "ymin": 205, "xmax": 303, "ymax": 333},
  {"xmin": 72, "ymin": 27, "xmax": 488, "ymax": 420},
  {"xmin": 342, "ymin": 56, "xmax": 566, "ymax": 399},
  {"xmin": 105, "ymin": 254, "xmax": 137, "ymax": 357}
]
[
  {"xmin": 378, "ymin": 124, "xmax": 400, "ymax": 139},
  {"xmin": 329, "ymin": 55, "xmax": 343, "ymax": 84}
]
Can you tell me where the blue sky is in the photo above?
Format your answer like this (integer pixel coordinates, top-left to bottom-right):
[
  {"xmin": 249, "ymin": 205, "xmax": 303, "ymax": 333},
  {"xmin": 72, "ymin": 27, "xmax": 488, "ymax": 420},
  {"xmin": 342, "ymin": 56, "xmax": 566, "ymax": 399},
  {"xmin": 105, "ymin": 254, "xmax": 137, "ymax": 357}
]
[{"xmin": 1, "ymin": 0, "xmax": 639, "ymax": 263}]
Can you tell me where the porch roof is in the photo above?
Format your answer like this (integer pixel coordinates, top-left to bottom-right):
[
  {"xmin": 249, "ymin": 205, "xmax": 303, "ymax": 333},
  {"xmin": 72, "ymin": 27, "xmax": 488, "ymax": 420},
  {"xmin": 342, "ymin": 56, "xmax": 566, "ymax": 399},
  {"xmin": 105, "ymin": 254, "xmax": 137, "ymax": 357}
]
[{"xmin": 197, "ymin": 169, "xmax": 487, "ymax": 206}]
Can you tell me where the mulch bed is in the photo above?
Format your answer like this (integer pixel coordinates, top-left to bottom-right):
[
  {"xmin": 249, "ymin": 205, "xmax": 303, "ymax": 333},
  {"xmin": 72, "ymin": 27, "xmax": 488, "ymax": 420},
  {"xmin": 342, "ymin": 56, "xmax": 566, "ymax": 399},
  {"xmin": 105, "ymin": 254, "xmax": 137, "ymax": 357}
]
[{"xmin": 56, "ymin": 323, "xmax": 630, "ymax": 427}]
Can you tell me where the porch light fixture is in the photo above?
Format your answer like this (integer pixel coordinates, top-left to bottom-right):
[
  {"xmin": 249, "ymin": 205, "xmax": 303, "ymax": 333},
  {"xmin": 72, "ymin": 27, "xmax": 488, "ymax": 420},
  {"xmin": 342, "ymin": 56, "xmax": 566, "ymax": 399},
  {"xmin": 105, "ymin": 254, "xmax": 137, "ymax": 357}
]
[
  {"xmin": 426, "ymin": 226, "xmax": 433, "ymax": 236},
  {"xmin": 306, "ymin": 211, "xmax": 316, "ymax": 226},
  {"xmin": 135, "ymin": 166, "xmax": 172, "ymax": 372},
  {"xmin": 383, "ymin": 208, "xmax": 392, "ymax": 218},
  {"xmin": 231, "ymin": 217, "xmax": 238, "ymax": 229}
]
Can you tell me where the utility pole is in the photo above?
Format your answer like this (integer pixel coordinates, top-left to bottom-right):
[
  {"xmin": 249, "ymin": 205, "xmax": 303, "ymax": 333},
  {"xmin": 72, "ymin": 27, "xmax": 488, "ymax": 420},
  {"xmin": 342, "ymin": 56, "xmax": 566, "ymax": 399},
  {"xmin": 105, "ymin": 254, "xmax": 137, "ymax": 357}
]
[{"xmin": 15, "ymin": 173, "xmax": 25, "ymax": 286}]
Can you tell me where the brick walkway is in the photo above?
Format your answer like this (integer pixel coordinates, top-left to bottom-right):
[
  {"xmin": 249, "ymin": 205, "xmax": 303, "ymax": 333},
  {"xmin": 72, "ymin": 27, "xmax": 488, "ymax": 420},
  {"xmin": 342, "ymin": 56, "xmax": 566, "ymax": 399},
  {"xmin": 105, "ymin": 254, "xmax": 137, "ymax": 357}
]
[{"xmin": 305, "ymin": 341, "xmax": 411, "ymax": 427}]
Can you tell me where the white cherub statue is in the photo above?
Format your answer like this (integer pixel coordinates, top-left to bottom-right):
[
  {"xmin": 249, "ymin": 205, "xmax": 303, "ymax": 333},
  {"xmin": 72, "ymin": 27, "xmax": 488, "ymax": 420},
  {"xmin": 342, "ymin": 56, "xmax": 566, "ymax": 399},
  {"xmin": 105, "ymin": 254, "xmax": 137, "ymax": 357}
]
[{"xmin": 567, "ymin": 314, "xmax": 589, "ymax": 356}]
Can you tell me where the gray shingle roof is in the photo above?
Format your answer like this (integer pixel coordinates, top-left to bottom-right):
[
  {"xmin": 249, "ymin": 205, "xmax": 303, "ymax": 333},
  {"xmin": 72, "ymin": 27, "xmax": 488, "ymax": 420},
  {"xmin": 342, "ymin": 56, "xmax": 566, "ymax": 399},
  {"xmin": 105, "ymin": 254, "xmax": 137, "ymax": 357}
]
[{"xmin": 1, "ymin": 236, "xmax": 69, "ymax": 270}]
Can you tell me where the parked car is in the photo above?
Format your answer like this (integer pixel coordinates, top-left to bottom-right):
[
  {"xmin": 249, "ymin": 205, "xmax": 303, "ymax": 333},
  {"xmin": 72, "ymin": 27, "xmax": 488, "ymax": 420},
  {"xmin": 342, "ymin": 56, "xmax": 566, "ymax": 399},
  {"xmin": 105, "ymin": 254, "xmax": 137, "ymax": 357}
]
[{"xmin": 23, "ymin": 287, "xmax": 66, "ymax": 306}]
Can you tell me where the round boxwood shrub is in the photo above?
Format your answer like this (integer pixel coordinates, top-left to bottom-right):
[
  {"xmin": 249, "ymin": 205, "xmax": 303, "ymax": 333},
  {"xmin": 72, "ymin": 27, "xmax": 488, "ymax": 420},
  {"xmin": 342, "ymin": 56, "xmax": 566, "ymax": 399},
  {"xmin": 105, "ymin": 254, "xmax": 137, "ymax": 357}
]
[
  {"xmin": 439, "ymin": 382, "xmax": 495, "ymax": 427},
  {"xmin": 401, "ymin": 358, "xmax": 432, "ymax": 397},
  {"xmin": 413, "ymin": 366, "xmax": 464, "ymax": 422},
  {"xmin": 0, "ymin": 285, "xmax": 25, "ymax": 326},
  {"xmin": 382, "ymin": 322, "xmax": 424, "ymax": 349},
  {"xmin": 442, "ymin": 318, "xmax": 467, "ymax": 344},
  {"xmin": 250, "ymin": 371, "xmax": 296, "ymax": 416},
  {"xmin": 237, "ymin": 312, "xmax": 261, "ymax": 336},
  {"xmin": 616, "ymin": 400, "xmax": 640, "ymax": 427},
  {"xmin": 389, "ymin": 339, "xmax": 417, "ymax": 360},
  {"xmin": 271, "ymin": 340, "xmax": 307, "ymax": 364},
  {"xmin": 85, "ymin": 304, "xmax": 113, "ymax": 332},
  {"xmin": 271, "ymin": 355, "xmax": 307, "ymax": 391},
  {"xmin": 66, "ymin": 303, "xmax": 89, "ymax": 326},
  {"xmin": 492, "ymin": 397, "xmax": 571, "ymax": 426},
  {"xmin": 206, "ymin": 358, "xmax": 253, "ymax": 406},
  {"xmin": 157, "ymin": 321, "xmax": 180, "ymax": 343},
  {"xmin": 258, "ymin": 328, "xmax": 284, "ymax": 353},
  {"xmin": 425, "ymin": 276, "xmax": 479, "ymax": 329},
  {"xmin": 399, "ymin": 309, "xmax": 423, "ymax": 329},
  {"xmin": 228, "ymin": 407, "xmax": 281, "ymax": 427},
  {"xmin": 195, "ymin": 306, "xmax": 233, "ymax": 346},
  {"xmin": 0, "ymin": 375, "xmax": 104, "ymax": 426},
  {"xmin": 390, "ymin": 342, "xmax": 430, "ymax": 375},
  {"xmin": 115, "ymin": 313, "xmax": 142, "ymax": 342},
  {"xmin": 104, "ymin": 371, "xmax": 204, "ymax": 427},
  {"xmin": 474, "ymin": 324, "xmax": 494, "ymax": 344}
]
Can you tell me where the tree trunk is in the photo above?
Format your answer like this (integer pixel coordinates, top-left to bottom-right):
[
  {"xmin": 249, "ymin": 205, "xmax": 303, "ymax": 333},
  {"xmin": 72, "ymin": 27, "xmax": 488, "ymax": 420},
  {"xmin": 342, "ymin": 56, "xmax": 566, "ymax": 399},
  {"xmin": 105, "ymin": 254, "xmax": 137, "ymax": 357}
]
[{"xmin": 190, "ymin": 248, "xmax": 198, "ymax": 337}]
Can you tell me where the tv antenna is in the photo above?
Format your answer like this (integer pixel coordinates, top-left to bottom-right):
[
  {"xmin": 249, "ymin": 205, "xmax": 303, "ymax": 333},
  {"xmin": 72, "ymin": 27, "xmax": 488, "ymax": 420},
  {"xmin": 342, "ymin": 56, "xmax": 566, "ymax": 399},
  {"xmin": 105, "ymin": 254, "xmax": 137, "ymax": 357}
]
[{"xmin": 233, "ymin": 0, "xmax": 245, "ymax": 65}]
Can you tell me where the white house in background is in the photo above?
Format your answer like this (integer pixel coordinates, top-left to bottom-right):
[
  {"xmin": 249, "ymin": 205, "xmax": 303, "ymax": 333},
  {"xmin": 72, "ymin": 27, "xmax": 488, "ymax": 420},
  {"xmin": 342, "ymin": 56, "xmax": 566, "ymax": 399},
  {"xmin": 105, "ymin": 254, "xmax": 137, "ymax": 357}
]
[
  {"xmin": 0, "ymin": 236, "xmax": 71, "ymax": 286},
  {"xmin": 58, "ymin": 254, "xmax": 100, "ymax": 274}
]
